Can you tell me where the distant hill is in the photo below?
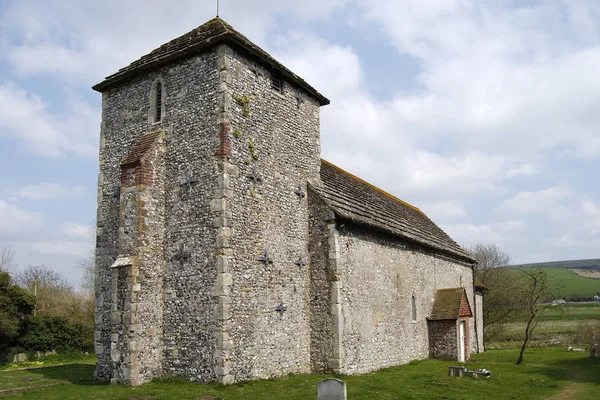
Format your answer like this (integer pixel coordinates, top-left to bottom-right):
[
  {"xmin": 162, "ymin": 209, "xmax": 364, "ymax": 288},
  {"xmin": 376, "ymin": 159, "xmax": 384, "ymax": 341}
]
[
  {"xmin": 508, "ymin": 258, "xmax": 600, "ymax": 300},
  {"xmin": 509, "ymin": 258, "xmax": 600, "ymax": 269}
]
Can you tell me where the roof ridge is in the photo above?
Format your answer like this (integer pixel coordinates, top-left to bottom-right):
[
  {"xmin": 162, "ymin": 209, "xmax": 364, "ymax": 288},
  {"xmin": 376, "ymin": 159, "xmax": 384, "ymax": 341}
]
[
  {"xmin": 320, "ymin": 159, "xmax": 423, "ymax": 215},
  {"xmin": 214, "ymin": 17, "xmax": 234, "ymax": 32}
]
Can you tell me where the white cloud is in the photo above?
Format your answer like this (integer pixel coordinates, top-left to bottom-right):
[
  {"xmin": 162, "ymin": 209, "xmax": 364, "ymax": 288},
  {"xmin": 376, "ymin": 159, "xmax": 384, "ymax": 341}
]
[
  {"xmin": 9, "ymin": 183, "xmax": 85, "ymax": 200},
  {"xmin": 61, "ymin": 223, "xmax": 93, "ymax": 240},
  {"xmin": 421, "ymin": 201, "xmax": 466, "ymax": 221},
  {"xmin": 0, "ymin": 200, "xmax": 45, "ymax": 240},
  {"xmin": 0, "ymin": 0, "xmax": 350, "ymax": 85},
  {"xmin": 0, "ymin": 82, "xmax": 99, "ymax": 157},
  {"xmin": 443, "ymin": 220, "xmax": 527, "ymax": 247},
  {"xmin": 273, "ymin": 32, "xmax": 535, "ymax": 206},
  {"xmin": 581, "ymin": 200, "xmax": 600, "ymax": 216},
  {"xmin": 355, "ymin": 0, "xmax": 600, "ymax": 160},
  {"xmin": 497, "ymin": 185, "xmax": 573, "ymax": 215},
  {"xmin": 30, "ymin": 241, "xmax": 89, "ymax": 259}
]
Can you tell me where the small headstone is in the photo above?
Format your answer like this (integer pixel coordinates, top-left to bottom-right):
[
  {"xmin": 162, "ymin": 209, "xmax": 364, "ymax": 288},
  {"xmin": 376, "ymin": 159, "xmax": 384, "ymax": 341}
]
[
  {"xmin": 448, "ymin": 366, "xmax": 468, "ymax": 377},
  {"xmin": 12, "ymin": 353, "xmax": 28, "ymax": 363},
  {"xmin": 318, "ymin": 378, "xmax": 347, "ymax": 400}
]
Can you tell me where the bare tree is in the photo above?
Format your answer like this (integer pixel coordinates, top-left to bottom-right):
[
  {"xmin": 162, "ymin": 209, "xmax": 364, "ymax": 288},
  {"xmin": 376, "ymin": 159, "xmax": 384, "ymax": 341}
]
[
  {"xmin": 515, "ymin": 266, "xmax": 562, "ymax": 364},
  {"xmin": 466, "ymin": 243, "xmax": 511, "ymax": 272},
  {"xmin": 15, "ymin": 265, "xmax": 72, "ymax": 316},
  {"xmin": 79, "ymin": 252, "xmax": 95, "ymax": 296},
  {"xmin": 0, "ymin": 246, "xmax": 16, "ymax": 272},
  {"xmin": 78, "ymin": 223, "xmax": 96, "ymax": 296},
  {"xmin": 466, "ymin": 243, "xmax": 520, "ymax": 340}
]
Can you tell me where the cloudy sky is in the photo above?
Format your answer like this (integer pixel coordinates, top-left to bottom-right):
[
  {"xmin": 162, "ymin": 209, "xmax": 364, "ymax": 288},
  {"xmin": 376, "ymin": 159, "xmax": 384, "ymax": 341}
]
[{"xmin": 2, "ymin": 0, "xmax": 600, "ymax": 285}]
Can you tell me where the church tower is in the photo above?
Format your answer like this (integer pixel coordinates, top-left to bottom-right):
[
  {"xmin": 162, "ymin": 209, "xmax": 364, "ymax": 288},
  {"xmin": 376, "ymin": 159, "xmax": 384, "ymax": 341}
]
[{"xmin": 93, "ymin": 18, "xmax": 329, "ymax": 385}]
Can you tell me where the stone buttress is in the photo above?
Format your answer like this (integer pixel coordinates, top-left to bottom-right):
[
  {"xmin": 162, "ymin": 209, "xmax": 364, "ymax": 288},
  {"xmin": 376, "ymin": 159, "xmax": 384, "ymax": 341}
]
[{"xmin": 109, "ymin": 131, "xmax": 166, "ymax": 384}]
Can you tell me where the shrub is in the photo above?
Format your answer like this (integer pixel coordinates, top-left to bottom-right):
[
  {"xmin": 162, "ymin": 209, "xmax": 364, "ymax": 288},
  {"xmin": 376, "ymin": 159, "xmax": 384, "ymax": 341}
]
[{"xmin": 18, "ymin": 316, "xmax": 93, "ymax": 353}]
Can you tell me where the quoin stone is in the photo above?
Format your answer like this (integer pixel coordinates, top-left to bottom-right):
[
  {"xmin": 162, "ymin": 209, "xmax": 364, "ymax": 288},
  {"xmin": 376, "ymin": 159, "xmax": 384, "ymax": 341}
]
[
  {"xmin": 318, "ymin": 378, "xmax": 347, "ymax": 400},
  {"xmin": 92, "ymin": 17, "xmax": 484, "ymax": 386}
]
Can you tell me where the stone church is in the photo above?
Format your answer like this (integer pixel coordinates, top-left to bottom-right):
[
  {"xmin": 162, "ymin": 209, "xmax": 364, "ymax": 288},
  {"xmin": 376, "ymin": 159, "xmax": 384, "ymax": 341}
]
[{"xmin": 92, "ymin": 18, "xmax": 484, "ymax": 386}]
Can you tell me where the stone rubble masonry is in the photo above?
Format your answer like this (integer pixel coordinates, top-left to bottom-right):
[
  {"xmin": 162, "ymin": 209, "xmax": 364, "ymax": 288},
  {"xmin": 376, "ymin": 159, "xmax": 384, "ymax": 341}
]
[
  {"xmin": 428, "ymin": 318, "xmax": 470, "ymax": 361},
  {"xmin": 211, "ymin": 45, "xmax": 235, "ymax": 385},
  {"xmin": 224, "ymin": 43, "xmax": 321, "ymax": 381},
  {"xmin": 327, "ymin": 221, "xmax": 345, "ymax": 374},
  {"xmin": 109, "ymin": 130, "xmax": 166, "ymax": 385},
  {"xmin": 329, "ymin": 223, "xmax": 476, "ymax": 375},
  {"xmin": 95, "ymin": 48, "xmax": 222, "ymax": 384},
  {"xmin": 95, "ymin": 41, "xmax": 323, "ymax": 385},
  {"xmin": 307, "ymin": 188, "xmax": 335, "ymax": 373},
  {"xmin": 428, "ymin": 319, "xmax": 459, "ymax": 360}
]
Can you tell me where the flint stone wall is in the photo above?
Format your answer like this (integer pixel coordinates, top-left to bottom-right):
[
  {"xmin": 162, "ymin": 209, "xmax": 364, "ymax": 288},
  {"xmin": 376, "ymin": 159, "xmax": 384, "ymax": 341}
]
[
  {"xmin": 307, "ymin": 187, "xmax": 335, "ymax": 373},
  {"xmin": 332, "ymin": 223, "xmax": 475, "ymax": 374},
  {"xmin": 223, "ymin": 45, "xmax": 321, "ymax": 381},
  {"xmin": 95, "ymin": 48, "xmax": 221, "ymax": 384},
  {"xmin": 428, "ymin": 319, "xmax": 458, "ymax": 360}
]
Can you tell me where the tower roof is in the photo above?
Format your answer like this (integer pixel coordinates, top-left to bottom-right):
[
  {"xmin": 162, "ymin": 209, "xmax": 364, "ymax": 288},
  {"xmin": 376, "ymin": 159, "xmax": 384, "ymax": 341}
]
[{"xmin": 92, "ymin": 18, "xmax": 329, "ymax": 105}]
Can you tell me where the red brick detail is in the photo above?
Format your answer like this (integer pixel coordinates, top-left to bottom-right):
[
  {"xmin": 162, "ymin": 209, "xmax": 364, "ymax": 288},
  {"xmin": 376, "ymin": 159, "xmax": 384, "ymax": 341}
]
[
  {"xmin": 120, "ymin": 132, "xmax": 161, "ymax": 188},
  {"xmin": 459, "ymin": 294, "xmax": 472, "ymax": 318},
  {"xmin": 120, "ymin": 160, "xmax": 155, "ymax": 188},
  {"xmin": 122, "ymin": 132, "xmax": 161, "ymax": 165},
  {"xmin": 215, "ymin": 122, "xmax": 231, "ymax": 156}
]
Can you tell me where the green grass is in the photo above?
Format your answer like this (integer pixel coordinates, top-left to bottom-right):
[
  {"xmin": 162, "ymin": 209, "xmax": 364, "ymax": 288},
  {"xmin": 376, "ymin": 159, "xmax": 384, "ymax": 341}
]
[
  {"xmin": 0, "ymin": 347, "xmax": 599, "ymax": 399},
  {"xmin": 516, "ymin": 267, "xmax": 600, "ymax": 298},
  {"xmin": 491, "ymin": 303, "xmax": 600, "ymax": 347},
  {"xmin": 0, "ymin": 353, "xmax": 96, "ymax": 372},
  {"xmin": 541, "ymin": 304, "xmax": 600, "ymax": 321}
]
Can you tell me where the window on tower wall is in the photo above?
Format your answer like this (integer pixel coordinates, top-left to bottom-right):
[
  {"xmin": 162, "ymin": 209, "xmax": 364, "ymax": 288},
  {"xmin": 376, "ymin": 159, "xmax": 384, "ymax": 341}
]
[
  {"xmin": 150, "ymin": 78, "xmax": 165, "ymax": 124},
  {"xmin": 411, "ymin": 295, "xmax": 417, "ymax": 321},
  {"xmin": 271, "ymin": 74, "xmax": 283, "ymax": 93},
  {"xmin": 155, "ymin": 82, "xmax": 162, "ymax": 121}
]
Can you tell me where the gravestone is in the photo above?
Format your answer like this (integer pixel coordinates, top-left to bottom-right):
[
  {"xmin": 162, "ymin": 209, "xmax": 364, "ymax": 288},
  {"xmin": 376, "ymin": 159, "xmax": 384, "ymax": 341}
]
[
  {"xmin": 318, "ymin": 378, "xmax": 347, "ymax": 400},
  {"xmin": 448, "ymin": 366, "xmax": 468, "ymax": 377}
]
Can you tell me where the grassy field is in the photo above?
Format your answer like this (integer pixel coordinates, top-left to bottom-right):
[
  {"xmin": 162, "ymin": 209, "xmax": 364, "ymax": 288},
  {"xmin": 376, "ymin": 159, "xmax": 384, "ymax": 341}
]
[
  {"xmin": 570, "ymin": 269, "xmax": 600, "ymax": 279},
  {"xmin": 516, "ymin": 267, "xmax": 600, "ymax": 298},
  {"xmin": 488, "ymin": 303, "xmax": 600, "ymax": 349},
  {"xmin": 0, "ymin": 347, "xmax": 598, "ymax": 399}
]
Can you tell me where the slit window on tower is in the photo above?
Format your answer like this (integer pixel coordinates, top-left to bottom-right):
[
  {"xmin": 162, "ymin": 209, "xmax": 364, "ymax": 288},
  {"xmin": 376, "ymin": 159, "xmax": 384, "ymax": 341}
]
[
  {"xmin": 411, "ymin": 295, "xmax": 417, "ymax": 321},
  {"xmin": 155, "ymin": 81, "xmax": 163, "ymax": 122},
  {"xmin": 271, "ymin": 74, "xmax": 283, "ymax": 93}
]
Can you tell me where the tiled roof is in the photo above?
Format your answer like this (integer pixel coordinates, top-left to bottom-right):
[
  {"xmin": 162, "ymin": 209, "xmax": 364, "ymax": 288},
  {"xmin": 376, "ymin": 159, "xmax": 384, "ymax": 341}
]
[
  {"xmin": 313, "ymin": 160, "xmax": 475, "ymax": 264},
  {"xmin": 93, "ymin": 18, "xmax": 329, "ymax": 105},
  {"xmin": 430, "ymin": 288, "xmax": 472, "ymax": 320},
  {"xmin": 474, "ymin": 279, "xmax": 487, "ymax": 291},
  {"xmin": 121, "ymin": 131, "xmax": 161, "ymax": 166}
]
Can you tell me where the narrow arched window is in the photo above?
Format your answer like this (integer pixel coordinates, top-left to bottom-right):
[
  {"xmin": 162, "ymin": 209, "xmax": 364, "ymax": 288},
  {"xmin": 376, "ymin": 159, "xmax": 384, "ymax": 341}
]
[
  {"xmin": 155, "ymin": 81, "xmax": 162, "ymax": 122},
  {"xmin": 149, "ymin": 78, "xmax": 165, "ymax": 124},
  {"xmin": 411, "ymin": 295, "xmax": 417, "ymax": 321}
]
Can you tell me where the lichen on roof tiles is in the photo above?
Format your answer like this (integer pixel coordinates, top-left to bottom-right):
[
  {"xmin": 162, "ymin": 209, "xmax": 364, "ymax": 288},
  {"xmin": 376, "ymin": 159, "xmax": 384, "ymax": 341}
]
[
  {"xmin": 312, "ymin": 160, "xmax": 475, "ymax": 264},
  {"xmin": 430, "ymin": 288, "xmax": 472, "ymax": 320}
]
